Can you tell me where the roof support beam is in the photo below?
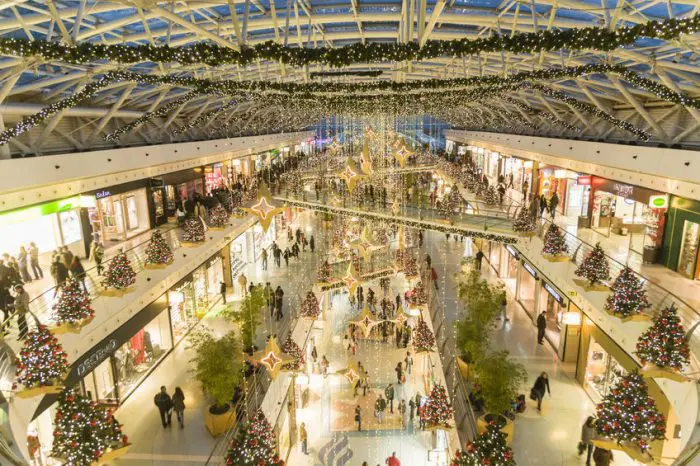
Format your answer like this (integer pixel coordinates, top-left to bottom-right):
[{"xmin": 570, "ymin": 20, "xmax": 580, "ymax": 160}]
[
  {"xmin": 419, "ymin": 0, "xmax": 446, "ymax": 47},
  {"xmin": 610, "ymin": 76, "xmax": 667, "ymax": 139}
]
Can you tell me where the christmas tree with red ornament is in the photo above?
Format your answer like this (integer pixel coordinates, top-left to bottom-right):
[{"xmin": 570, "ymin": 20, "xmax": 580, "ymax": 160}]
[
  {"xmin": 281, "ymin": 335, "xmax": 304, "ymax": 371},
  {"xmin": 403, "ymin": 254, "xmax": 418, "ymax": 277},
  {"xmin": 595, "ymin": 371, "xmax": 666, "ymax": 451},
  {"xmin": 636, "ymin": 304, "xmax": 690, "ymax": 371},
  {"xmin": 226, "ymin": 410, "xmax": 284, "ymax": 466},
  {"xmin": 451, "ymin": 422, "xmax": 515, "ymax": 466},
  {"xmin": 317, "ymin": 260, "xmax": 333, "ymax": 283},
  {"xmin": 14, "ymin": 325, "xmax": 68, "ymax": 391},
  {"xmin": 542, "ymin": 223, "xmax": 569, "ymax": 256},
  {"xmin": 483, "ymin": 186, "xmax": 499, "ymax": 206},
  {"xmin": 51, "ymin": 389, "xmax": 129, "ymax": 464},
  {"xmin": 512, "ymin": 207, "xmax": 536, "ymax": 233},
  {"xmin": 408, "ymin": 281, "xmax": 428, "ymax": 306},
  {"xmin": 300, "ymin": 291, "xmax": 320, "ymax": 320},
  {"xmin": 413, "ymin": 318, "xmax": 436, "ymax": 353},
  {"xmin": 605, "ymin": 267, "xmax": 651, "ymax": 318},
  {"xmin": 182, "ymin": 217, "xmax": 206, "ymax": 242},
  {"xmin": 208, "ymin": 203, "xmax": 230, "ymax": 228},
  {"xmin": 101, "ymin": 250, "xmax": 136, "ymax": 290},
  {"xmin": 422, "ymin": 383, "xmax": 454, "ymax": 429},
  {"xmin": 144, "ymin": 229, "xmax": 174, "ymax": 265},
  {"xmin": 52, "ymin": 277, "xmax": 94, "ymax": 326},
  {"xmin": 574, "ymin": 242, "xmax": 611, "ymax": 286}
]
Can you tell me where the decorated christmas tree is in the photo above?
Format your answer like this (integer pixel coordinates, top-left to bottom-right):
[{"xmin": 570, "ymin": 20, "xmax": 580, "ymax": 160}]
[
  {"xmin": 208, "ymin": 204, "xmax": 230, "ymax": 228},
  {"xmin": 226, "ymin": 410, "xmax": 283, "ymax": 466},
  {"xmin": 281, "ymin": 335, "xmax": 305, "ymax": 371},
  {"xmin": 422, "ymin": 383, "xmax": 454, "ymax": 429},
  {"xmin": 215, "ymin": 190, "xmax": 235, "ymax": 211},
  {"xmin": 484, "ymin": 186, "xmax": 499, "ymax": 206},
  {"xmin": 101, "ymin": 251, "xmax": 136, "ymax": 290},
  {"xmin": 574, "ymin": 242, "xmax": 611, "ymax": 286},
  {"xmin": 182, "ymin": 217, "xmax": 206, "ymax": 243},
  {"xmin": 475, "ymin": 182, "xmax": 487, "ymax": 198},
  {"xmin": 636, "ymin": 305, "xmax": 690, "ymax": 371},
  {"xmin": 52, "ymin": 278, "xmax": 94, "ymax": 326},
  {"xmin": 512, "ymin": 207, "xmax": 536, "ymax": 233},
  {"xmin": 144, "ymin": 229, "xmax": 174, "ymax": 265},
  {"xmin": 403, "ymin": 254, "xmax": 418, "ymax": 277},
  {"xmin": 451, "ymin": 422, "xmax": 515, "ymax": 466},
  {"xmin": 300, "ymin": 291, "xmax": 320, "ymax": 320},
  {"xmin": 542, "ymin": 223, "xmax": 569, "ymax": 256},
  {"xmin": 51, "ymin": 389, "xmax": 129, "ymax": 464},
  {"xmin": 445, "ymin": 185, "xmax": 463, "ymax": 212},
  {"xmin": 408, "ymin": 281, "xmax": 428, "ymax": 306},
  {"xmin": 605, "ymin": 267, "xmax": 651, "ymax": 318},
  {"xmin": 317, "ymin": 260, "xmax": 333, "ymax": 284},
  {"xmin": 413, "ymin": 318, "xmax": 436, "ymax": 353},
  {"xmin": 14, "ymin": 325, "xmax": 68, "ymax": 391},
  {"xmin": 595, "ymin": 371, "xmax": 666, "ymax": 451}
]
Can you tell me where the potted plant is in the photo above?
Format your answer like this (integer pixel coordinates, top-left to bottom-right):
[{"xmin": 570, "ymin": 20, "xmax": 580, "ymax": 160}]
[
  {"xmin": 221, "ymin": 287, "xmax": 265, "ymax": 352},
  {"xmin": 189, "ymin": 330, "xmax": 244, "ymax": 436},
  {"xmin": 473, "ymin": 351, "xmax": 527, "ymax": 445}
]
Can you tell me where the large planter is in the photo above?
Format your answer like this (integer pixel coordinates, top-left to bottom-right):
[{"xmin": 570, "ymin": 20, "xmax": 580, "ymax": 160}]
[
  {"xmin": 603, "ymin": 308, "xmax": 652, "ymax": 323},
  {"xmin": 591, "ymin": 438, "xmax": 654, "ymax": 464},
  {"xmin": 15, "ymin": 383, "xmax": 64, "ymax": 399},
  {"xmin": 456, "ymin": 356, "xmax": 471, "ymax": 380},
  {"xmin": 181, "ymin": 241, "xmax": 205, "ymax": 248},
  {"xmin": 100, "ymin": 287, "xmax": 134, "ymax": 298},
  {"xmin": 51, "ymin": 316, "xmax": 95, "ymax": 335},
  {"xmin": 144, "ymin": 260, "xmax": 173, "ymax": 270},
  {"xmin": 542, "ymin": 254, "xmax": 569, "ymax": 263},
  {"xmin": 93, "ymin": 444, "xmax": 131, "ymax": 465},
  {"xmin": 640, "ymin": 363, "xmax": 691, "ymax": 383},
  {"xmin": 204, "ymin": 404, "xmax": 236, "ymax": 437},
  {"xmin": 477, "ymin": 413, "xmax": 513, "ymax": 445},
  {"xmin": 573, "ymin": 278, "xmax": 609, "ymax": 292}
]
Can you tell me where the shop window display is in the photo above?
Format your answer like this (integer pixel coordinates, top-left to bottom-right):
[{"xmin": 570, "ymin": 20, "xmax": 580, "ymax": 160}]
[
  {"xmin": 169, "ymin": 281, "xmax": 198, "ymax": 344},
  {"xmin": 206, "ymin": 257, "xmax": 224, "ymax": 304},
  {"xmin": 82, "ymin": 358, "xmax": 118, "ymax": 405},
  {"xmin": 517, "ymin": 263, "xmax": 537, "ymax": 314},
  {"xmin": 584, "ymin": 338, "xmax": 627, "ymax": 403},
  {"xmin": 193, "ymin": 265, "xmax": 209, "ymax": 317},
  {"xmin": 114, "ymin": 310, "xmax": 172, "ymax": 400},
  {"xmin": 678, "ymin": 221, "xmax": 700, "ymax": 279},
  {"xmin": 540, "ymin": 283, "xmax": 565, "ymax": 349}
]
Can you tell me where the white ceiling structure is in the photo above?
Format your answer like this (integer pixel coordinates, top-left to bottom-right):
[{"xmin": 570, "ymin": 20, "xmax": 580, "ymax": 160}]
[{"xmin": 0, "ymin": 0, "xmax": 698, "ymax": 157}]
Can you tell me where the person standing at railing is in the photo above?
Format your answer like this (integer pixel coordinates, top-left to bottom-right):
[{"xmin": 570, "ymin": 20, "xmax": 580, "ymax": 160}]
[
  {"xmin": 28, "ymin": 242, "xmax": 43, "ymax": 281},
  {"xmin": 89, "ymin": 241, "xmax": 104, "ymax": 276},
  {"xmin": 539, "ymin": 194, "xmax": 548, "ymax": 218},
  {"xmin": 50, "ymin": 256, "xmax": 68, "ymax": 298},
  {"xmin": 70, "ymin": 257, "xmax": 87, "ymax": 293},
  {"xmin": 17, "ymin": 246, "xmax": 32, "ymax": 283},
  {"xmin": 549, "ymin": 192, "xmax": 560, "ymax": 220},
  {"xmin": 13, "ymin": 284, "xmax": 29, "ymax": 340}
]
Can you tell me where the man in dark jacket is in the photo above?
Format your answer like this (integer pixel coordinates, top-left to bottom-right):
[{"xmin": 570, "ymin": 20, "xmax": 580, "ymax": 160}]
[
  {"xmin": 532, "ymin": 372, "xmax": 551, "ymax": 412},
  {"xmin": 474, "ymin": 250, "xmax": 484, "ymax": 270},
  {"xmin": 154, "ymin": 386, "xmax": 173, "ymax": 427},
  {"xmin": 536, "ymin": 311, "xmax": 547, "ymax": 345},
  {"xmin": 274, "ymin": 286, "xmax": 284, "ymax": 321},
  {"xmin": 51, "ymin": 256, "xmax": 69, "ymax": 297},
  {"xmin": 385, "ymin": 384, "xmax": 395, "ymax": 413}
]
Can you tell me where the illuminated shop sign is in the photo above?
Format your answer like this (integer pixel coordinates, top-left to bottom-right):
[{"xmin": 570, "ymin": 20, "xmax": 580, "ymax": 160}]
[
  {"xmin": 523, "ymin": 263, "xmax": 537, "ymax": 278},
  {"xmin": 543, "ymin": 283, "xmax": 565, "ymax": 304},
  {"xmin": 648, "ymin": 195, "xmax": 668, "ymax": 209}
]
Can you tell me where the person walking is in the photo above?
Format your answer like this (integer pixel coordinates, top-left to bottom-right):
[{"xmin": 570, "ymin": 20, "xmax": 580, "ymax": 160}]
[
  {"xmin": 408, "ymin": 398, "xmax": 416, "ymax": 426},
  {"xmin": 220, "ymin": 282, "xmax": 227, "ymax": 304},
  {"xmin": 90, "ymin": 241, "xmax": 104, "ymax": 276},
  {"xmin": 264, "ymin": 283, "xmax": 274, "ymax": 317},
  {"xmin": 375, "ymin": 394, "xmax": 387, "ymax": 424},
  {"xmin": 283, "ymin": 248, "xmax": 290, "ymax": 266},
  {"xmin": 536, "ymin": 311, "xmax": 547, "ymax": 344},
  {"xmin": 154, "ymin": 386, "xmax": 173, "ymax": 427},
  {"xmin": 395, "ymin": 362, "xmax": 404, "ymax": 385},
  {"xmin": 299, "ymin": 422, "xmax": 308, "ymax": 455},
  {"xmin": 386, "ymin": 452, "xmax": 401, "ymax": 466},
  {"xmin": 431, "ymin": 266, "xmax": 439, "ymax": 290},
  {"xmin": 581, "ymin": 416, "xmax": 596, "ymax": 465},
  {"xmin": 320, "ymin": 355, "xmax": 329, "ymax": 378},
  {"xmin": 273, "ymin": 246, "xmax": 281, "ymax": 268},
  {"xmin": 355, "ymin": 405, "xmax": 362, "ymax": 431},
  {"xmin": 549, "ymin": 191, "xmax": 560, "ymax": 219},
  {"xmin": 274, "ymin": 286, "xmax": 284, "ymax": 321},
  {"xmin": 474, "ymin": 250, "xmax": 484, "ymax": 270},
  {"xmin": 531, "ymin": 371, "xmax": 551, "ymax": 412},
  {"xmin": 69, "ymin": 256, "xmax": 87, "ymax": 293},
  {"xmin": 405, "ymin": 352, "xmax": 413, "ymax": 375},
  {"xmin": 425, "ymin": 254, "xmax": 431, "ymax": 268},
  {"xmin": 385, "ymin": 384, "xmax": 395, "ymax": 413},
  {"xmin": 593, "ymin": 447, "xmax": 613, "ymax": 466},
  {"xmin": 172, "ymin": 387, "xmax": 185, "ymax": 428},
  {"xmin": 309, "ymin": 235, "xmax": 315, "ymax": 253},
  {"xmin": 261, "ymin": 248, "xmax": 268, "ymax": 270},
  {"xmin": 539, "ymin": 193, "xmax": 548, "ymax": 218},
  {"xmin": 499, "ymin": 295, "xmax": 509, "ymax": 322},
  {"xmin": 50, "ymin": 256, "xmax": 69, "ymax": 297},
  {"xmin": 17, "ymin": 247, "xmax": 32, "ymax": 283},
  {"xmin": 29, "ymin": 241, "xmax": 44, "ymax": 280},
  {"xmin": 398, "ymin": 400, "xmax": 407, "ymax": 428},
  {"xmin": 395, "ymin": 324, "xmax": 402, "ymax": 348},
  {"xmin": 238, "ymin": 272, "xmax": 248, "ymax": 296},
  {"xmin": 13, "ymin": 285, "xmax": 29, "ymax": 341}
]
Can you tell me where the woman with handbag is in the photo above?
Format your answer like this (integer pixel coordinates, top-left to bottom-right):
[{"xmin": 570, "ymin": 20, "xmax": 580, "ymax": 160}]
[
  {"xmin": 530, "ymin": 372, "xmax": 551, "ymax": 413},
  {"xmin": 580, "ymin": 416, "xmax": 596, "ymax": 465}
]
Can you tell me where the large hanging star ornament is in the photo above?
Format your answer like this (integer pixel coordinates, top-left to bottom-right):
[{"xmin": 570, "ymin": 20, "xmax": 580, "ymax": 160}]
[
  {"xmin": 242, "ymin": 185, "xmax": 285, "ymax": 232},
  {"xmin": 364, "ymin": 126, "xmax": 377, "ymax": 140},
  {"xmin": 349, "ymin": 305, "xmax": 382, "ymax": 338},
  {"xmin": 360, "ymin": 141, "xmax": 373, "ymax": 175},
  {"xmin": 349, "ymin": 227, "xmax": 378, "ymax": 260},
  {"xmin": 338, "ymin": 157, "xmax": 363, "ymax": 194},
  {"xmin": 391, "ymin": 198, "xmax": 401, "ymax": 216},
  {"xmin": 342, "ymin": 263, "xmax": 362, "ymax": 296},
  {"xmin": 328, "ymin": 137, "xmax": 341, "ymax": 154},
  {"xmin": 392, "ymin": 310, "xmax": 408, "ymax": 328},
  {"xmin": 338, "ymin": 359, "xmax": 362, "ymax": 387},
  {"xmin": 393, "ymin": 145, "xmax": 415, "ymax": 168},
  {"xmin": 250, "ymin": 336, "xmax": 294, "ymax": 380}
]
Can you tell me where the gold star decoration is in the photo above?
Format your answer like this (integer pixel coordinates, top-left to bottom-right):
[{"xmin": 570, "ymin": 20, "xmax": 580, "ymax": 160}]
[
  {"xmin": 349, "ymin": 227, "xmax": 378, "ymax": 260},
  {"xmin": 242, "ymin": 185, "xmax": 285, "ymax": 232},
  {"xmin": 338, "ymin": 157, "xmax": 363, "ymax": 194},
  {"xmin": 391, "ymin": 198, "xmax": 401, "ymax": 216},
  {"xmin": 338, "ymin": 359, "xmax": 362, "ymax": 387},
  {"xmin": 349, "ymin": 305, "xmax": 382, "ymax": 338},
  {"xmin": 364, "ymin": 126, "xmax": 376, "ymax": 140},
  {"xmin": 328, "ymin": 137, "xmax": 341, "ymax": 154},
  {"xmin": 360, "ymin": 141, "xmax": 373, "ymax": 175},
  {"xmin": 342, "ymin": 262, "xmax": 361, "ymax": 296},
  {"xmin": 249, "ymin": 336, "xmax": 294, "ymax": 380},
  {"xmin": 392, "ymin": 310, "xmax": 408, "ymax": 328}
]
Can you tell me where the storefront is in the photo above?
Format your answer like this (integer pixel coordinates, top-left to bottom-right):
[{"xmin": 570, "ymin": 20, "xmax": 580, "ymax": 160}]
[
  {"xmin": 0, "ymin": 195, "xmax": 94, "ymax": 260},
  {"xmin": 517, "ymin": 260, "xmax": 538, "ymax": 316},
  {"xmin": 154, "ymin": 168, "xmax": 206, "ymax": 219},
  {"xmin": 486, "ymin": 241, "xmax": 502, "ymax": 276},
  {"xmin": 253, "ymin": 221, "xmax": 277, "ymax": 261},
  {"xmin": 168, "ymin": 277, "xmax": 198, "ymax": 344},
  {"xmin": 538, "ymin": 279, "xmax": 567, "ymax": 351},
  {"xmin": 536, "ymin": 166, "xmax": 587, "ymax": 217},
  {"xmin": 661, "ymin": 195, "xmax": 700, "ymax": 280},
  {"xmin": 204, "ymin": 163, "xmax": 227, "ymax": 194},
  {"xmin": 87, "ymin": 180, "xmax": 152, "ymax": 245},
  {"xmin": 230, "ymin": 231, "xmax": 251, "ymax": 282},
  {"xmin": 499, "ymin": 244, "xmax": 520, "ymax": 294},
  {"xmin": 589, "ymin": 177, "xmax": 667, "ymax": 258}
]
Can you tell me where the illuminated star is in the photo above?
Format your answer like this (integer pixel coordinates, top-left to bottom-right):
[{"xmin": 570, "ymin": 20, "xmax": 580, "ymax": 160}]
[
  {"xmin": 242, "ymin": 185, "xmax": 284, "ymax": 232},
  {"xmin": 360, "ymin": 141, "xmax": 373, "ymax": 175},
  {"xmin": 338, "ymin": 158, "xmax": 363, "ymax": 194},
  {"xmin": 349, "ymin": 305, "xmax": 381, "ymax": 337},
  {"xmin": 342, "ymin": 263, "xmax": 361, "ymax": 296},
  {"xmin": 338, "ymin": 359, "xmax": 362, "ymax": 386},
  {"xmin": 250, "ymin": 336, "xmax": 294, "ymax": 379}
]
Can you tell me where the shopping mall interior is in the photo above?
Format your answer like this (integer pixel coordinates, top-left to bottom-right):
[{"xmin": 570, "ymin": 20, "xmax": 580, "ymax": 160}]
[{"xmin": 0, "ymin": 1, "xmax": 699, "ymax": 466}]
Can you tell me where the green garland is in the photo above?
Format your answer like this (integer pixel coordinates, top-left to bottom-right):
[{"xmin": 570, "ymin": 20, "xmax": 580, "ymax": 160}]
[
  {"xmin": 501, "ymin": 96, "xmax": 580, "ymax": 132},
  {"xmin": 0, "ymin": 15, "xmax": 696, "ymax": 67}
]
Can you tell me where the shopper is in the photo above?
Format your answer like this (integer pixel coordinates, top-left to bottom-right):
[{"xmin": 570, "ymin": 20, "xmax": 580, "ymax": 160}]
[
  {"xmin": 299, "ymin": 422, "xmax": 308, "ymax": 455},
  {"xmin": 17, "ymin": 247, "xmax": 32, "ymax": 283},
  {"xmin": 500, "ymin": 295, "xmax": 509, "ymax": 322},
  {"xmin": 13, "ymin": 284, "xmax": 29, "ymax": 341},
  {"xmin": 90, "ymin": 241, "xmax": 104, "ymax": 276},
  {"xmin": 539, "ymin": 193, "xmax": 548, "ymax": 218},
  {"xmin": 61, "ymin": 246, "xmax": 73, "ymax": 271},
  {"xmin": 375, "ymin": 394, "xmax": 387, "ymax": 424},
  {"xmin": 274, "ymin": 286, "xmax": 284, "ymax": 321},
  {"xmin": 405, "ymin": 351, "xmax": 413, "ymax": 375},
  {"xmin": 386, "ymin": 452, "xmax": 401, "ymax": 466},
  {"xmin": 395, "ymin": 362, "xmax": 404, "ymax": 385},
  {"xmin": 580, "ymin": 416, "xmax": 596, "ymax": 465},
  {"xmin": 261, "ymin": 248, "xmax": 268, "ymax": 270},
  {"xmin": 355, "ymin": 405, "xmax": 362, "ymax": 431},
  {"xmin": 474, "ymin": 250, "xmax": 484, "ymax": 270},
  {"xmin": 431, "ymin": 266, "xmax": 439, "ymax": 290},
  {"xmin": 238, "ymin": 273, "xmax": 247, "ymax": 296},
  {"xmin": 220, "ymin": 281, "xmax": 227, "ymax": 304},
  {"xmin": 385, "ymin": 384, "xmax": 395, "ymax": 413},
  {"xmin": 50, "ymin": 256, "xmax": 69, "ymax": 297},
  {"xmin": 536, "ymin": 311, "xmax": 547, "ymax": 344},
  {"xmin": 69, "ymin": 256, "xmax": 87, "ymax": 293},
  {"xmin": 172, "ymin": 387, "xmax": 186, "ymax": 428},
  {"xmin": 549, "ymin": 191, "xmax": 560, "ymax": 219},
  {"xmin": 408, "ymin": 398, "xmax": 416, "ymax": 425},
  {"xmin": 531, "ymin": 371, "xmax": 551, "ymax": 412},
  {"xmin": 398, "ymin": 400, "xmax": 407, "ymax": 428},
  {"xmin": 320, "ymin": 355, "xmax": 329, "ymax": 378},
  {"xmin": 309, "ymin": 235, "xmax": 315, "ymax": 253},
  {"xmin": 283, "ymin": 248, "xmax": 290, "ymax": 266},
  {"xmin": 153, "ymin": 386, "xmax": 173, "ymax": 428}
]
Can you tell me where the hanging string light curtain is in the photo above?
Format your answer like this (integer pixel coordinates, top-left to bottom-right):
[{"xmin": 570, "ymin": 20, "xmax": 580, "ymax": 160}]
[{"xmin": 0, "ymin": 15, "xmax": 696, "ymax": 67}]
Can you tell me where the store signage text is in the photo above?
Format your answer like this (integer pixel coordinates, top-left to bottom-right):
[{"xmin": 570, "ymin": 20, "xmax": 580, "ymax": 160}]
[
  {"xmin": 76, "ymin": 339, "xmax": 118, "ymax": 377},
  {"xmin": 523, "ymin": 263, "xmax": 537, "ymax": 278},
  {"xmin": 577, "ymin": 176, "xmax": 591, "ymax": 185},
  {"xmin": 648, "ymin": 194, "xmax": 668, "ymax": 209},
  {"xmin": 95, "ymin": 190, "xmax": 111, "ymax": 199},
  {"xmin": 613, "ymin": 183, "xmax": 634, "ymax": 199},
  {"xmin": 543, "ymin": 283, "xmax": 564, "ymax": 304}
]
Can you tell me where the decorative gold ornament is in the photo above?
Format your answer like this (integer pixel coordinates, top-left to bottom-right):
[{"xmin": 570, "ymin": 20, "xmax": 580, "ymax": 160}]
[
  {"xmin": 349, "ymin": 305, "xmax": 382, "ymax": 338},
  {"xmin": 338, "ymin": 359, "xmax": 362, "ymax": 386},
  {"xmin": 242, "ymin": 185, "xmax": 285, "ymax": 232},
  {"xmin": 338, "ymin": 157, "xmax": 363, "ymax": 194},
  {"xmin": 249, "ymin": 336, "xmax": 294, "ymax": 380},
  {"xmin": 342, "ymin": 262, "xmax": 361, "ymax": 296},
  {"xmin": 360, "ymin": 141, "xmax": 373, "ymax": 175}
]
